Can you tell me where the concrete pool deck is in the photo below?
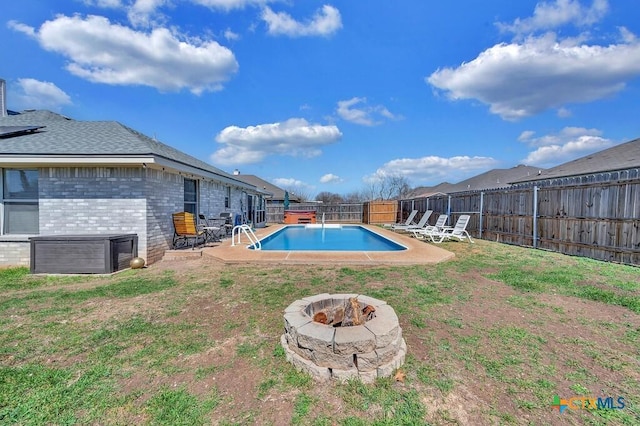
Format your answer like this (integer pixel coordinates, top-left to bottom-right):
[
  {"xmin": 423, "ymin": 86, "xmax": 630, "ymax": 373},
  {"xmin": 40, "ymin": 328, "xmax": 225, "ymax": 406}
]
[{"xmin": 165, "ymin": 224, "xmax": 455, "ymax": 266}]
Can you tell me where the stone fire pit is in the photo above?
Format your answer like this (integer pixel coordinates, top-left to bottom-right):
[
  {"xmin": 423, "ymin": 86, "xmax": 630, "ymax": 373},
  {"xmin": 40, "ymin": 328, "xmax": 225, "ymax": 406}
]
[{"xmin": 281, "ymin": 293, "xmax": 406, "ymax": 383}]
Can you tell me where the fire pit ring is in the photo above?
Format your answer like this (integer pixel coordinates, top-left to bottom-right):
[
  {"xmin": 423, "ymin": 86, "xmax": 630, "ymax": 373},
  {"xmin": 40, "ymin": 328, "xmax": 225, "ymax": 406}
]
[{"xmin": 281, "ymin": 293, "xmax": 406, "ymax": 383}]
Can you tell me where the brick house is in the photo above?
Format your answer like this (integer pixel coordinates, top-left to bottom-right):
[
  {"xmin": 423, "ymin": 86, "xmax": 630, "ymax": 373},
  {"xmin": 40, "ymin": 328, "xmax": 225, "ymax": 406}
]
[{"xmin": 0, "ymin": 107, "xmax": 266, "ymax": 267}]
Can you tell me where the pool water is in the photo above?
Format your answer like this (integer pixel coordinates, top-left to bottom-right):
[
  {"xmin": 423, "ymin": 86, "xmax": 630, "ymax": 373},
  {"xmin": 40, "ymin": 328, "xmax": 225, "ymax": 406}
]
[{"xmin": 250, "ymin": 225, "xmax": 406, "ymax": 251}]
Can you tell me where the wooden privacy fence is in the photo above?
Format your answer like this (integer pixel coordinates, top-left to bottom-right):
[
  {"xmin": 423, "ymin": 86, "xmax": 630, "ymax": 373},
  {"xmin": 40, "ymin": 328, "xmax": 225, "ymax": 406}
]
[
  {"xmin": 362, "ymin": 201, "xmax": 398, "ymax": 224},
  {"xmin": 405, "ymin": 179, "xmax": 640, "ymax": 265},
  {"xmin": 267, "ymin": 203, "xmax": 363, "ymax": 224}
]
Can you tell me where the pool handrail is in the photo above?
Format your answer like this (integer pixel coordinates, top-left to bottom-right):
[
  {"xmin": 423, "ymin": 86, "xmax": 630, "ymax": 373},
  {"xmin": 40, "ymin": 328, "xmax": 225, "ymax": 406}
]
[{"xmin": 232, "ymin": 224, "xmax": 261, "ymax": 250}]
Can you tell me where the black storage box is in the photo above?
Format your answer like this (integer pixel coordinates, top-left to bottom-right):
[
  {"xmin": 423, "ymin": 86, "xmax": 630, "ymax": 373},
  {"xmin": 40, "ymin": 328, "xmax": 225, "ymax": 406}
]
[{"xmin": 29, "ymin": 234, "xmax": 138, "ymax": 274}]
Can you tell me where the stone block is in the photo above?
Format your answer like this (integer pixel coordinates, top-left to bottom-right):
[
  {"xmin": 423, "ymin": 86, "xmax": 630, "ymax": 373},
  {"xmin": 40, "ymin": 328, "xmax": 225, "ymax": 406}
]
[
  {"xmin": 311, "ymin": 351, "xmax": 355, "ymax": 370},
  {"xmin": 334, "ymin": 326, "xmax": 376, "ymax": 354},
  {"xmin": 376, "ymin": 332, "xmax": 403, "ymax": 364},
  {"xmin": 285, "ymin": 337, "xmax": 313, "ymax": 361},
  {"xmin": 359, "ymin": 369, "xmax": 378, "ymax": 384},
  {"xmin": 354, "ymin": 351, "xmax": 379, "ymax": 372},
  {"xmin": 376, "ymin": 340, "xmax": 406, "ymax": 378},
  {"xmin": 284, "ymin": 300, "xmax": 308, "ymax": 313},
  {"xmin": 365, "ymin": 305, "xmax": 400, "ymax": 348},
  {"xmin": 330, "ymin": 367, "xmax": 360, "ymax": 383},
  {"xmin": 290, "ymin": 352, "xmax": 332, "ymax": 382},
  {"xmin": 284, "ymin": 310, "xmax": 311, "ymax": 337},
  {"xmin": 297, "ymin": 321, "xmax": 335, "ymax": 354},
  {"xmin": 301, "ymin": 293, "xmax": 332, "ymax": 304}
]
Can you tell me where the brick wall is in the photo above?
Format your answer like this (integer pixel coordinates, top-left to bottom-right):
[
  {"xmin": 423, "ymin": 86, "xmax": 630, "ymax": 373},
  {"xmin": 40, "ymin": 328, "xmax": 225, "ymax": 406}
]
[
  {"xmin": 0, "ymin": 166, "xmax": 250, "ymax": 268},
  {"xmin": 145, "ymin": 169, "xmax": 183, "ymax": 265},
  {"xmin": 0, "ymin": 240, "xmax": 30, "ymax": 266},
  {"xmin": 38, "ymin": 166, "xmax": 148, "ymax": 259}
]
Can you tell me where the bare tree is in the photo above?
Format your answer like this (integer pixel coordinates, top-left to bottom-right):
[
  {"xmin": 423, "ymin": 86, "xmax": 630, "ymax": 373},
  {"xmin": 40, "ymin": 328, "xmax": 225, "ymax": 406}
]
[
  {"xmin": 315, "ymin": 192, "xmax": 344, "ymax": 203},
  {"xmin": 389, "ymin": 175, "xmax": 412, "ymax": 199},
  {"xmin": 360, "ymin": 174, "xmax": 412, "ymax": 201},
  {"xmin": 285, "ymin": 188, "xmax": 311, "ymax": 203},
  {"xmin": 362, "ymin": 175, "xmax": 411, "ymax": 200},
  {"xmin": 343, "ymin": 191, "xmax": 364, "ymax": 203}
]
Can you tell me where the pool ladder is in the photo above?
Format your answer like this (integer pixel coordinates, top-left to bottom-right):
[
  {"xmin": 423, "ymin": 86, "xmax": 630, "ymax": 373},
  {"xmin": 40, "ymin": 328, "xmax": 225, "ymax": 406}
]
[{"xmin": 231, "ymin": 224, "xmax": 261, "ymax": 250}]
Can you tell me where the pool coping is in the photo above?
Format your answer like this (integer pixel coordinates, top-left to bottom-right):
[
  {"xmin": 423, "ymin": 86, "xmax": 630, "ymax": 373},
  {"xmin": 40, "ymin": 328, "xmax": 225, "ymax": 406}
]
[{"xmin": 194, "ymin": 224, "xmax": 455, "ymax": 265}]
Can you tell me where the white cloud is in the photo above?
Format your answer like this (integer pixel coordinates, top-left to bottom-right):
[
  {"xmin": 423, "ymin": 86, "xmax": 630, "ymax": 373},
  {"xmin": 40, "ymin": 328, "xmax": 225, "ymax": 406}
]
[
  {"xmin": 224, "ymin": 28, "xmax": 240, "ymax": 40},
  {"xmin": 127, "ymin": 0, "xmax": 171, "ymax": 27},
  {"xmin": 262, "ymin": 5, "xmax": 342, "ymax": 37},
  {"xmin": 272, "ymin": 177, "xmax": 315, "ymax": 195},
  {"xmin": 211, "ymin": 118, "xmax": 342, "ymax": 165},
  {"xmin": 497, "ymin": 0, "xmax": 609, "ymax": 35},
  {"xmin": 12, "ymin": 15, "xmax": 238, "ymax": 94},
  {"xmin": 7, "ymin": 20, "xmax": 35, "ymax": 37},
  {"xmin": 81, "ymin": 0, "xmax": 123, "ymax": 8},
  {"xmin": 10, "ymin": 78, "xmax": 72, "ymax": 111},
  {"xmin": 82, "ymin": 0, "xmax": 169, "ymax": 27},
  {"xmin": 192, "ymin": 0, "xmax": 274, "ymax": 11},
  {"xmin": 319, "ymin": 173, "xmax": 342, "ymax": 184},
  {"xmin": 273, "ymin": 177, "xmax": 306, "ymax": 188},
  {"xmin": 518, "ymin": 127, "xmax": 612, "ymax": 166},
  {"xmin": 336, "ymin": 97, "xmax": 401, "ymax": 126},
  {"xmin": 427, "ymin": 30, "xmax": 640, "ymax": 120},
  {"xmin": 619, "ymin": 26, "xmax": 637, "ymax": 43},
  {"xmin": 366, "ymin": 155, "xmax": 499, "ymax": 185}
]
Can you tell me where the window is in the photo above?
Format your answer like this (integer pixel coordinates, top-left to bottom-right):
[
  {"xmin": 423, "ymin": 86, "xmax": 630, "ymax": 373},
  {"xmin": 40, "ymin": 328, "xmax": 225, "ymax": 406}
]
[
  {"xmin": 224, "ymin": 186, "xmax": 231, "ymax": 208},
  {"xmin": 184, "ymin": 178, "xmax": 197, "ymax": 214},
  {"xmin": 2, "ymin": 169, "xmax": 39, "ymax": 234}
]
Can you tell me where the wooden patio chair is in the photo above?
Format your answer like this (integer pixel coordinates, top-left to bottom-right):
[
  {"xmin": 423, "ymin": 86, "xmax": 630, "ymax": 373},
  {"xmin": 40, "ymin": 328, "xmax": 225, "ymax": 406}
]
[{"xmin": 172, "ymin": 212, "xmax": 206, "ymax": 249}]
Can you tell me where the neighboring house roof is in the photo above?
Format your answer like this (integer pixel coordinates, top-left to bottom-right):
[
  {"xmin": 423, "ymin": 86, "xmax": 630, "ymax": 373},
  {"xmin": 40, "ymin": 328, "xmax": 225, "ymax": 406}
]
[
  {"xmin": 231, "ymin": 174, "xmax": 300, "ymax": 202},
  {"xmin": 408, "ymin": 165, "xmax": 542, "ymax": 198},
  {"xmin": 0, "ymin": 110, "xmax": 256, "ymax": 190},
  {"xmin": 510, "ymin": 138, "xmax": 640, "ymax": 184}
]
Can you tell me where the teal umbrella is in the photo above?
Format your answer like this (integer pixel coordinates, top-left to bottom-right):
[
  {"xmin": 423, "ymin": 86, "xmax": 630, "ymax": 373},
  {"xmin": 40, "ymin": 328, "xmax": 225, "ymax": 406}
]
[{"xmin": 284, "ymin": 191, "xmax": 290, "ymax": 210}]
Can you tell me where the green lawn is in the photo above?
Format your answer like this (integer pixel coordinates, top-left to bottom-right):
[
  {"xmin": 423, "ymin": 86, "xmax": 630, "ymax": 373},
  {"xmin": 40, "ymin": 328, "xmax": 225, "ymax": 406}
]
[{"xmin": 1, "ymin": 240, "xmax": 638, "ymax": 425}]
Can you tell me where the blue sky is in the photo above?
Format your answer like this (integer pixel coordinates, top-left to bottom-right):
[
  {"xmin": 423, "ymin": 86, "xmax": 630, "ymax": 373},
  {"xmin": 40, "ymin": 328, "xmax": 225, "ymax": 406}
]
[{"xmin": 2, "ymin": 0, "xmax": 639, "ymax": 197}]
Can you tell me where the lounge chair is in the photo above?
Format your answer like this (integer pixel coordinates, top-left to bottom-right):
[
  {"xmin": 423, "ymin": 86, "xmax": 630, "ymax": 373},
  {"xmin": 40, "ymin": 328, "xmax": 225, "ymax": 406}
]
[
  {"xmin": 427, "ymin": 214, "xmax": 473, "ymax": 243},
  {"xmin": 392, "ymin": 210, "xmax": 433, "ymax": 232},
  {"xmin": 384, "ymin": 209, "xmax": 418, "ymax": 228},
  {"xmin": 410, "ymin": 214, "xmax": 449, "ymax": 239},
  {"xmin": 172, "ymin": 212, "xmax": 206, "ymax": 249}
]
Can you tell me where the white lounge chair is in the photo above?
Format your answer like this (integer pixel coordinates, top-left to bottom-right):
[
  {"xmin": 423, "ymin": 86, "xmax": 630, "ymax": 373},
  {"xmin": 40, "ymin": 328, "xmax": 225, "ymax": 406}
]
[
  {"xmin": 410, "ymin": 214, "xmax": 448, "ymax": 239},
  {"xmin": 428, "ymin": 214, "xmax": 473, "ymax": 243},
  {"xmin": 384, "ymin": 209, "xmax": 418, "ymax": 229},
  {"xmin": 392, "ymin": 210, "xmax": 433, "ymax": 232}
]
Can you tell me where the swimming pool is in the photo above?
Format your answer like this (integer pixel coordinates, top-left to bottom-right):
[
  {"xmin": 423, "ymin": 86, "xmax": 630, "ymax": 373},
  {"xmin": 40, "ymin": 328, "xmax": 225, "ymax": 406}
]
[{"xmin": 250, "ymin": 224, "xmax": 407, "ymax": 251}]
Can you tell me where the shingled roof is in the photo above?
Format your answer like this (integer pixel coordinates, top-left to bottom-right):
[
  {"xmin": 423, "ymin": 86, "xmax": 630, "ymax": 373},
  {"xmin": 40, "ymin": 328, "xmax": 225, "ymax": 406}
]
[
  {"xmin": 0, "ymin": 110, "xmax": 254, "ymax": 188},
  {"xmin": 408, "ymin": 165, "xmax": 541, "ymax": 198},
  {"xmin": 510, "ymin": 138, "xmax": 640, "ymax": 184},
  {"xmin": 231, "ymin": 174, "xmax": 300, "ymax": 202}
]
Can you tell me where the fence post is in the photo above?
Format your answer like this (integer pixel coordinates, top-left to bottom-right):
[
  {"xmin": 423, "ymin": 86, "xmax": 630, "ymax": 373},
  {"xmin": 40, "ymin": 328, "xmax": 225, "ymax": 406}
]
[
  {"xmin": 479, "ymin": 191, "xmax": 484, "ymax": 239},
  {"xmin": 533, "ymin": 185, "xmax": 538, "ymax": 248}
]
